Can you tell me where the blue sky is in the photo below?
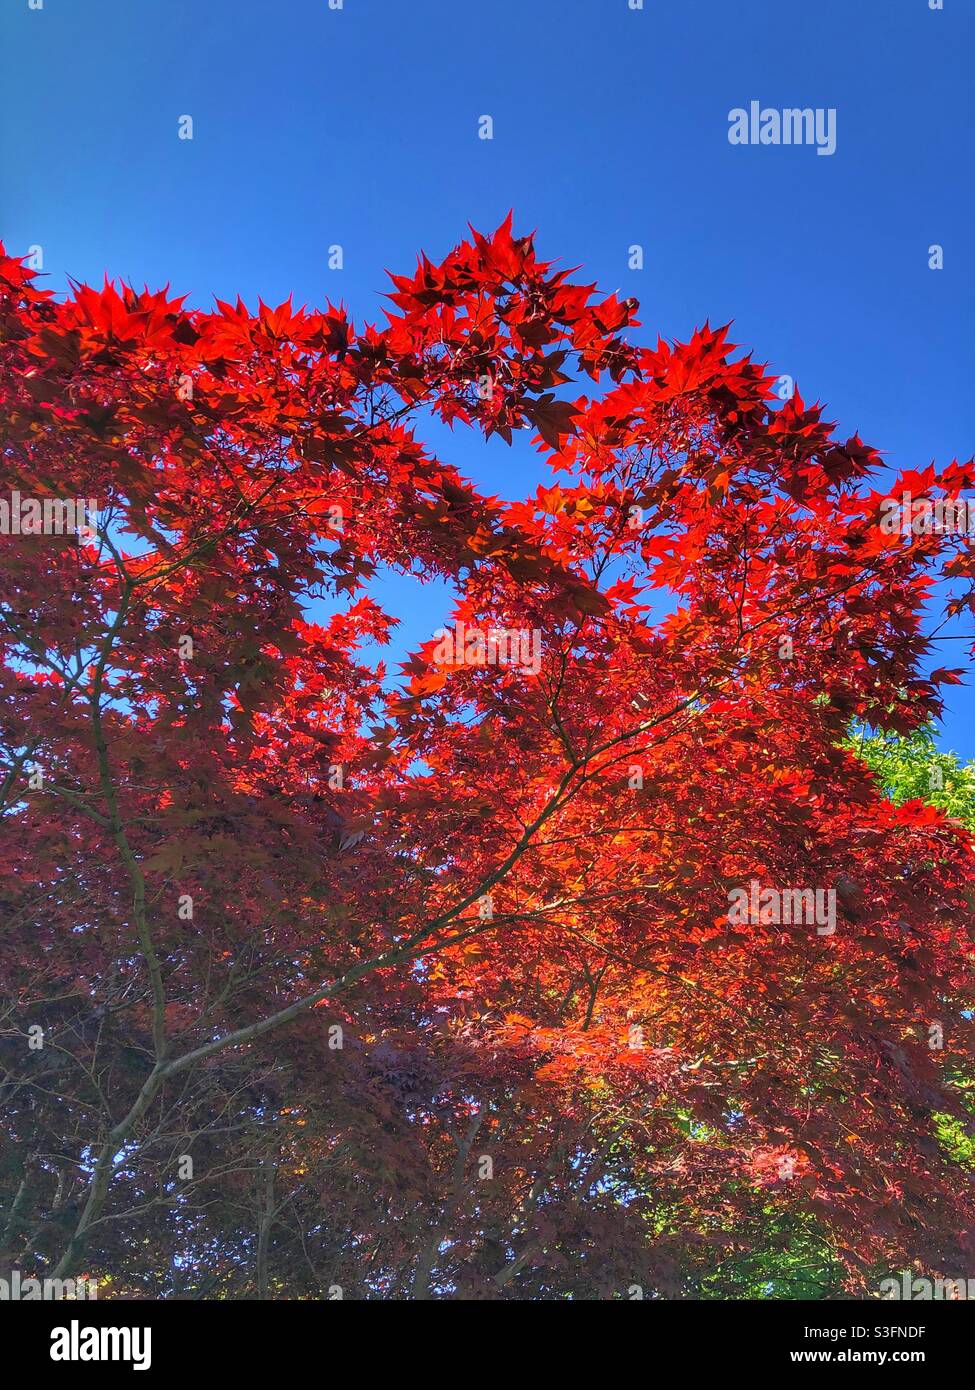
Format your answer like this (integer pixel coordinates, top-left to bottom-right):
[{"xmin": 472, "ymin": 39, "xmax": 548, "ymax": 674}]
[{"xmin": 2, "ymin": 0, "xmax": 973, "ymax": 755}]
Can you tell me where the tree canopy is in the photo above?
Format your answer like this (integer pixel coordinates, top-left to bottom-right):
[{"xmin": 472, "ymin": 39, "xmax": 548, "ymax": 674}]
[{"xmin": 1, "ymin": 219, "xmax": 973, "ymax": 1298}]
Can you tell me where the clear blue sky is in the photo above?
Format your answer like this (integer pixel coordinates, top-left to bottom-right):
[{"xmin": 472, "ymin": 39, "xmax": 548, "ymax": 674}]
[{"xmin": 2, "ymin": 0, "xmax": 973, "ymax": 755}]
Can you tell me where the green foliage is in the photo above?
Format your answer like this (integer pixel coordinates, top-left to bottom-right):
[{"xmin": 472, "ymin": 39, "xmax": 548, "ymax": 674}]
[
  {"xmin": 698, "ymin": 1213, "xmax": 844, "ymax": 1300},
  {"xmin": 934, "ymin": 1111, "xmax": 975, "ymax": 1170},
  {"xmin": 849, "ymin": 725, "xmax": 975, "ymax": 831}
]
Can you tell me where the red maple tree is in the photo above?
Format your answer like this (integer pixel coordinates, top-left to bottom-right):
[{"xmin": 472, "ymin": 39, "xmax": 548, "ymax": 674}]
[{"xmin": 1, "ymin": 218, "xmax": 973, "ymax": 1298}]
